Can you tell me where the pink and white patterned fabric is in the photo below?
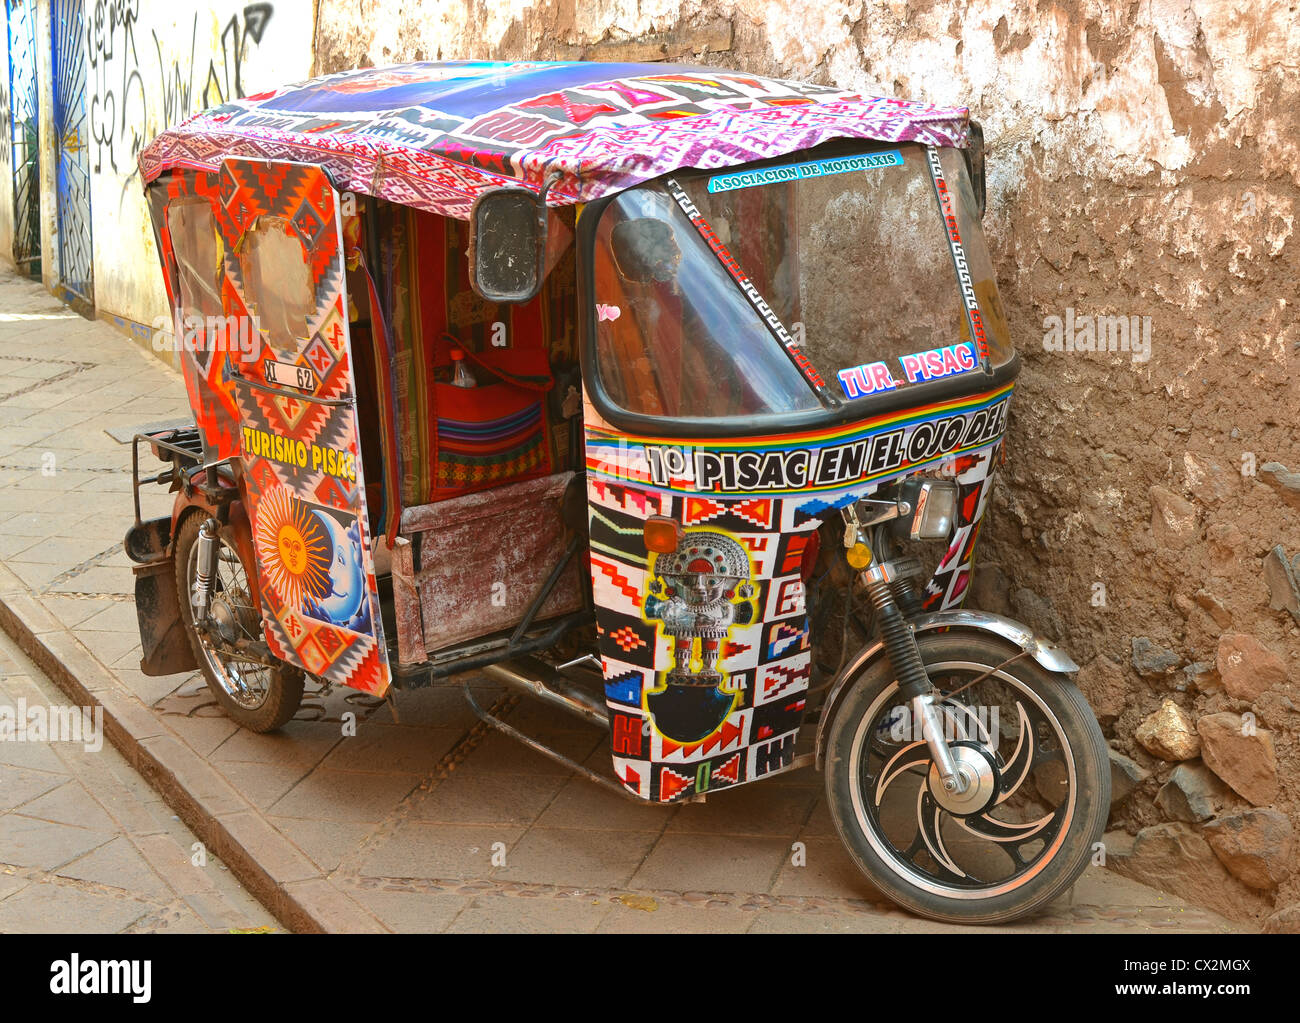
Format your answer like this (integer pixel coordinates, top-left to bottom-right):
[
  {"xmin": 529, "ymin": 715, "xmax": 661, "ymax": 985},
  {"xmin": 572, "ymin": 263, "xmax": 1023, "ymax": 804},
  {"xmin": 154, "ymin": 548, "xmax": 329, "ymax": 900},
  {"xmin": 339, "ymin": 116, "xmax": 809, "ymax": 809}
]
[{"xmin": 138, "ymin": 60, "xmax": 970, "ymax": 220}]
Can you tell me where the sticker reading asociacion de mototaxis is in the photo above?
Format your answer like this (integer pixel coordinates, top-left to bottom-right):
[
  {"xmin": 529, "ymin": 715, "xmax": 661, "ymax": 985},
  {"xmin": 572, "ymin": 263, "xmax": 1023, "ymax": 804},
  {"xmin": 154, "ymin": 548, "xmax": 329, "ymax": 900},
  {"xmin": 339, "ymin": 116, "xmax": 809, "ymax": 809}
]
[{"xmin": 706, "ymin": 150, "xmax": 903, "ymax": 194}]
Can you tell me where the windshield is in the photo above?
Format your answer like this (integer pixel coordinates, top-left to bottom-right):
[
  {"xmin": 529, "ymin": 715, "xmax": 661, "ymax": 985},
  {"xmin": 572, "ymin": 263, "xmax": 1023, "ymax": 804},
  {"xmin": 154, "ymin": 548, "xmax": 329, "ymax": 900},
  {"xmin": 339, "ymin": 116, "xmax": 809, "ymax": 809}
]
[{"xmin": 591, "ymin": 140, "xmax": 1012, "ymax": 420}]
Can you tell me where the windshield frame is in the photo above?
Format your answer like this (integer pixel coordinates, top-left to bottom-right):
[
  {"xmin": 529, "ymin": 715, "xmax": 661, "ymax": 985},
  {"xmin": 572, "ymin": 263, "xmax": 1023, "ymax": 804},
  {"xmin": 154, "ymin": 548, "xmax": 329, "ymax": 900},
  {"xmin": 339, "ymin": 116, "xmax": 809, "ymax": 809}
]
[{"xmin": 578, "ymin": 138, "xmax": 1020, "ymax": 439}]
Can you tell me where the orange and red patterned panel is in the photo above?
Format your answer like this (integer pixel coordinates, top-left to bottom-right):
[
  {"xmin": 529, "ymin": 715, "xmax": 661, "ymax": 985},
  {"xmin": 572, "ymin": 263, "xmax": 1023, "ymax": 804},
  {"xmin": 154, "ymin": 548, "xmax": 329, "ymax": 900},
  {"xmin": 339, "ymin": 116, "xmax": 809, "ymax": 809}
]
[{"xmin": 150, "ymin": 159, "xmax": 391, "ymax": 695}]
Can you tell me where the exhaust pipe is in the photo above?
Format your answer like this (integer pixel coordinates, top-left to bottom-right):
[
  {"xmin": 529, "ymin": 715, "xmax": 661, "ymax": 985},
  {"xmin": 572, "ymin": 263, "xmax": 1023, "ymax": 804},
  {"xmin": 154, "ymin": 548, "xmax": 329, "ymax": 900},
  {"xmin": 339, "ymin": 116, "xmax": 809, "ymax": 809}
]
[{"xmin": 480, "ymin": 656, "xmax": 608, "ymax": 729}]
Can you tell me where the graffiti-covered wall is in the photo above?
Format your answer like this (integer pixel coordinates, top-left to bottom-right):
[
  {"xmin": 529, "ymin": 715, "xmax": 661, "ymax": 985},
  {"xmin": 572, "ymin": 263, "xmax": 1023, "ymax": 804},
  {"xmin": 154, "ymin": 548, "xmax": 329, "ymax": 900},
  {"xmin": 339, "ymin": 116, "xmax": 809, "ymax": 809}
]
[
  {"xmin": 0, "ymin": 5, "xmax": 14, "ymax": 265},
  {"xmin": 0, "ymin": 0, "xmax": 312, "ymax": 342},
  {"xmin": 83, "ymin": 0, "xmax": 312, "ymax": 339}
]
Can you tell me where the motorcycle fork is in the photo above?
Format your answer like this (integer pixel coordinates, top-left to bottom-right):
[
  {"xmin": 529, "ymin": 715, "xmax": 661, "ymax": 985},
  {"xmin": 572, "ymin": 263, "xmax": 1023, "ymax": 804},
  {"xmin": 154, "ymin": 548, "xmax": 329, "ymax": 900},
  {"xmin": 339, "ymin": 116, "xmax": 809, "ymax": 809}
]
[{"xmin": 860, "ymin": 561, "xmax": 968, "ymax": 796}]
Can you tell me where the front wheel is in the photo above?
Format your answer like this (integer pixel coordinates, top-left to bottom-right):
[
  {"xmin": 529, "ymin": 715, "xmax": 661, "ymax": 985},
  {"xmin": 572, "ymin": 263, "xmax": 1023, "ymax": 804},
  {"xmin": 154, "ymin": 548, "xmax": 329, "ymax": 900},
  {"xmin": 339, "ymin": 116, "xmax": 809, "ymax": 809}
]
[{"xmin": 824, "ymin": 631, "xmax": 1109, "ymax": 924}]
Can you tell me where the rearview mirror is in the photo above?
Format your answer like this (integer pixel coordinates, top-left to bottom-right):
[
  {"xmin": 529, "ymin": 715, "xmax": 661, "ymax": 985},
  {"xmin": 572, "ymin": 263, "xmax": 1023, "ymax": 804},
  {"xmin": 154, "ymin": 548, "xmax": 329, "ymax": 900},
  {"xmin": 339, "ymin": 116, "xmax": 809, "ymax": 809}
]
[{"xmin": 468, "ymin": 187, "xmax": 548, "ymax": 304}]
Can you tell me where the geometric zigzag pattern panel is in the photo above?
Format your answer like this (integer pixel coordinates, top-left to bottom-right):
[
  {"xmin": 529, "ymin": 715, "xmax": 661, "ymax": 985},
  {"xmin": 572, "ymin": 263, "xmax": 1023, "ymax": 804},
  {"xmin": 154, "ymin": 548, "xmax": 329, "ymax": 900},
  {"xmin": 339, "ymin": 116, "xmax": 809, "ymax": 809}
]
[{"xmin": 151, "ymin": 159, "xmax": 390, "ymax": 695}]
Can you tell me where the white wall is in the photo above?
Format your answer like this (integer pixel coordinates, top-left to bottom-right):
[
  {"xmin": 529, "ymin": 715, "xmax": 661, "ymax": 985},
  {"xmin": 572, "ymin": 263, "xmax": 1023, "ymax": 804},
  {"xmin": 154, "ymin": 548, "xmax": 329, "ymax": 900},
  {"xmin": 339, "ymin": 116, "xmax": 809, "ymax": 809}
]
[{"xmin": 83, "ymin": 0, "xmax": 314, "ymax": 337}]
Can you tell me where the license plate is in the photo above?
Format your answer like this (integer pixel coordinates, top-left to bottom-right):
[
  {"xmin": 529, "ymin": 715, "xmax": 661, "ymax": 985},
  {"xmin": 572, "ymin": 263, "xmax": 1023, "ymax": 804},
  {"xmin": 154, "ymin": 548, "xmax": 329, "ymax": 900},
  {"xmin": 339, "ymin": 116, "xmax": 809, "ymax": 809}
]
[{"xmin": 264, "ymin": 359, "xmax": 317, "ymax": 391}]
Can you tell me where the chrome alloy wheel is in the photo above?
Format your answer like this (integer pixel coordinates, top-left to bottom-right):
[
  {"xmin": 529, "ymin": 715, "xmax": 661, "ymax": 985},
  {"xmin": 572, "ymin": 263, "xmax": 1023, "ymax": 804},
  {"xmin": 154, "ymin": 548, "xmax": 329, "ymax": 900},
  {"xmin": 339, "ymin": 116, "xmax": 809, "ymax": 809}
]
[{"xmin": 848, "ymin": 660, "xmax": 1078, "ymax": 900}]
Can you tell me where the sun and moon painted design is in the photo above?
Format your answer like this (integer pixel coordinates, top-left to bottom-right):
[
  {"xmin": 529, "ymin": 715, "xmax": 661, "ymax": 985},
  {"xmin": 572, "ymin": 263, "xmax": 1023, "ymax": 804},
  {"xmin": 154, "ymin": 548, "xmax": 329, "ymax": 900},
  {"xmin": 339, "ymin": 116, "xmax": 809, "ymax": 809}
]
[{"xmin": 254, "ymin": 484, "xmax": 373, "ymax": 636}]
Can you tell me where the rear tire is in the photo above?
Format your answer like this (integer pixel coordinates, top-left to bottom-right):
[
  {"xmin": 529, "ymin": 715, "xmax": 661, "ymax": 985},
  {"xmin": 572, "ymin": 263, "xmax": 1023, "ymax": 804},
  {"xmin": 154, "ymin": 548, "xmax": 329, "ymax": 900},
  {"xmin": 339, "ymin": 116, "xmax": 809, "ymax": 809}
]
[
  {"xmin": 174, "ymin": 512, "xmax": 303, "ymax": 732},
  {"xmin": 824, "ymin": 631, "xmax": 1109, "ymax": 924}
]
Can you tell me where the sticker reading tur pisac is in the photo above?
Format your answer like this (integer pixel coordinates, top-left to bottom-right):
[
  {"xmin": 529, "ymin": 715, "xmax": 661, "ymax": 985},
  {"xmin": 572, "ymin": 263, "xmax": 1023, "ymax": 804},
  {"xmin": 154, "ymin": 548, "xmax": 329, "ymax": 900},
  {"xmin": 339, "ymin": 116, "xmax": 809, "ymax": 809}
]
[{"xmin": 708, "ymin": 150, "xmax": 903, "ymax": 193}]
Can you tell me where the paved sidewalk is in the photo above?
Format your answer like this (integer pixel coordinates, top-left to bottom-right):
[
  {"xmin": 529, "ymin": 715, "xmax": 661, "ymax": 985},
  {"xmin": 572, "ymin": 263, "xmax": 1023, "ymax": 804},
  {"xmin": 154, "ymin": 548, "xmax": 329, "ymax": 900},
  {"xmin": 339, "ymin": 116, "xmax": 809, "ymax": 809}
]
[
  {"xmin": 0, "ymin": 625, "xmax": 276, "ymax": 931},
  {"xmin": 0, "ymin": 266, "xmax": 1251, "ymax": 933}
]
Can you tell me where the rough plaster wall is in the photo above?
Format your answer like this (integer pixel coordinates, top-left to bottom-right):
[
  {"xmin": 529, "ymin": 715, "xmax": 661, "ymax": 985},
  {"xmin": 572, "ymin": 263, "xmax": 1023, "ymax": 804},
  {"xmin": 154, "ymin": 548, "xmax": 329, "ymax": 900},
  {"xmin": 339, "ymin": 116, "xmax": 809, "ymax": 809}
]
[
  {"xmin": 316, "ymin": 0, "xmax": 1300, "ymax": 922},
  {"xmin": 81, "ymin": 0, "xmax": 314, "ymax": 340}
]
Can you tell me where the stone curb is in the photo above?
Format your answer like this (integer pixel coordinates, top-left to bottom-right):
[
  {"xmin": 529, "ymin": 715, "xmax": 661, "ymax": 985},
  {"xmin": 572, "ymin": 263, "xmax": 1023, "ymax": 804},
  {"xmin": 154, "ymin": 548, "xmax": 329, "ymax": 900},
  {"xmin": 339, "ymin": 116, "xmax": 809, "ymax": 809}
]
[{"xmin": 0, "ymin": 559, "xmax": 386, "ymax": 934}]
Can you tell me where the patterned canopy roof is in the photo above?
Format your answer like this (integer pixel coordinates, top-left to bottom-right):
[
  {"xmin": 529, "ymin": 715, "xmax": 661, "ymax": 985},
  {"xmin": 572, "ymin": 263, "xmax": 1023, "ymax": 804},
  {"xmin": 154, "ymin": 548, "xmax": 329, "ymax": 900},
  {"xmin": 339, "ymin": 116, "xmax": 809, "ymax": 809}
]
[{"xmin": 139, "ymin": 60, "xmax": 970, "ymax": 220}]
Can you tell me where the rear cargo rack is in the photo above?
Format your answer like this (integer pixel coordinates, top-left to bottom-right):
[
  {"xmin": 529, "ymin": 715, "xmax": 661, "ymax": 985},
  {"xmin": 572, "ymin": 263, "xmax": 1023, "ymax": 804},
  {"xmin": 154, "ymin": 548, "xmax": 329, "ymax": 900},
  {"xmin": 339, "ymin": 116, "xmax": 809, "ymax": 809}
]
[{"xmin": 129, "ymin": 425, "xmax": 235, "ymax": 528}]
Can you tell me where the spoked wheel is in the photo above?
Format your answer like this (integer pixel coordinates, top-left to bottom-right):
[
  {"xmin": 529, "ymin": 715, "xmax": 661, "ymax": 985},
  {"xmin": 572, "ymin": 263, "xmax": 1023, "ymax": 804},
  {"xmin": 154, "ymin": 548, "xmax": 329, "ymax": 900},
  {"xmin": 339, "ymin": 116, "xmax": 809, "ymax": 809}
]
[
  {"xmin": 824, "ymin": 631, "xmax": 1109, "ymax": 924},
  {"xmin": 174, "ymin": 513, "xmax": 303, "ymax": 732}
]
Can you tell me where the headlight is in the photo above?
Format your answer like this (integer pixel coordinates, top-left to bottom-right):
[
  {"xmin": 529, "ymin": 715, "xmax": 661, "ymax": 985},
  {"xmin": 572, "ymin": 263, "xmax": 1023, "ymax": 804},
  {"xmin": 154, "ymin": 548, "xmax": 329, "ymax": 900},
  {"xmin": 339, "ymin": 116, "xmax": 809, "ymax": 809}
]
[{"xmin": 901, "ymin": 479, "xmax": 957, "ymax": 540}]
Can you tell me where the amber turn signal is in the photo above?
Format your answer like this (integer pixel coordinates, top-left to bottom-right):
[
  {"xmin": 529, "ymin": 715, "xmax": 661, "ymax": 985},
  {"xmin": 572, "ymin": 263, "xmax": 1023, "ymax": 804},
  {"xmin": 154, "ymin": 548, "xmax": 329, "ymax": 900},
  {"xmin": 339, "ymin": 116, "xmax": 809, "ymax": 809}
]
[
  {"xmin": 643, "ymin": 515, "xmax": 682, "ymax": 554},
  {"xmin": 846, "ymin": 542, "xmax": 873, "ymax": 569}
]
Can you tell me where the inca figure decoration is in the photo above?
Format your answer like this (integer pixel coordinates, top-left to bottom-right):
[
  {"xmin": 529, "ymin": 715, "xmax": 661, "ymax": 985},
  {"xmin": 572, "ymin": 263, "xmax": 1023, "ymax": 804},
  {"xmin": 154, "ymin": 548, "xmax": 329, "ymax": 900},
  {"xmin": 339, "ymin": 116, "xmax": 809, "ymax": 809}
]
[{"xmin": 643, "ymin": 531, "xmax": 755, "ymax": 743}]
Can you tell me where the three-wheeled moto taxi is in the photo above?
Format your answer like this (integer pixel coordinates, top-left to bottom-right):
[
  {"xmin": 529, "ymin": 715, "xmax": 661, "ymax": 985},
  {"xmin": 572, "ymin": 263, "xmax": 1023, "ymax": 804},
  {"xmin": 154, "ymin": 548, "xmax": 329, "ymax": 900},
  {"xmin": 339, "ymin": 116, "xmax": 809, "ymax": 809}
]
[{"xmin": 126, "ymin": 61, "xmax": 1108, "ymax": 923}]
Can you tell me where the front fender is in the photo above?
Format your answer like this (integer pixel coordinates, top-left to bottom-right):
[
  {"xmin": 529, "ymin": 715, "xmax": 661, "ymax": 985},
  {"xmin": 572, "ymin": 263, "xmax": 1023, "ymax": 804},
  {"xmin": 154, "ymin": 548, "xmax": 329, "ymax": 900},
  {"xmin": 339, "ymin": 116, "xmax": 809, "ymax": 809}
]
[{"xmin": 813, "ymin": 610, "xmax": 1079, "ymax": 770}]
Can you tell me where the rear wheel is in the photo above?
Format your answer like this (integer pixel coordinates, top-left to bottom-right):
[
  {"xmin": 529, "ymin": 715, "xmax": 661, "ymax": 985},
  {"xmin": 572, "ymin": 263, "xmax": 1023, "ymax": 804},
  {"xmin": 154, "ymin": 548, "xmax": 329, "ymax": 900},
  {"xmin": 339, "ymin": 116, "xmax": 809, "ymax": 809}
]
[
  {"xmin": 824, "ymin": 631, "xmax": 1109, "ymax": 924},
  {"xmin": 174, "ymin": 512, "xmax": 303, "ymax": 732}
]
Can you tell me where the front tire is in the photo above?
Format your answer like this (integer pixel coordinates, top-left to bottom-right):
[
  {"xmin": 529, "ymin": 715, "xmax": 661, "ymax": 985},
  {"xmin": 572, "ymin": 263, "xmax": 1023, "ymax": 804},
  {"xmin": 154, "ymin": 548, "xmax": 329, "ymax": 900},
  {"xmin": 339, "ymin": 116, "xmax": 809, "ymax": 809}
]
[
  {"xmin": 174, "ymin": 512, "xmax": 303, "ymax": 732},
  {"xmin": 824, "ymin": 631, "xmax": 1109, "ymax": 924}
]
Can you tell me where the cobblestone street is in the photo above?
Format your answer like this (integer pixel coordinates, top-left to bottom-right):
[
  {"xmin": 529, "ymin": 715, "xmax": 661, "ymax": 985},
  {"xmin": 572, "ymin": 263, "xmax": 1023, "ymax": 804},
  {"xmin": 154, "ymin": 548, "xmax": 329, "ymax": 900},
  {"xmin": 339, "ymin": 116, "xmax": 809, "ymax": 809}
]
[{"xmin": 0, "ymin": 627, "xmax": 275, "ymax": 932}]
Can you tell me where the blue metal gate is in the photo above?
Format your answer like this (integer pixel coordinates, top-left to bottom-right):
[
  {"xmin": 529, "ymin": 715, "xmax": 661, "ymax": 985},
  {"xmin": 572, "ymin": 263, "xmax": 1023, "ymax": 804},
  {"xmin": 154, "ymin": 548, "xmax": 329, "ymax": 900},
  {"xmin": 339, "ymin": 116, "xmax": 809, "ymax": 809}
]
[
  {"xmin": 52, "ymin": 0, "xmax": 93, "ymax": 310},
  {"xmin": 6, "ymin": 0, "xmax": 40, "ymax": 277}
]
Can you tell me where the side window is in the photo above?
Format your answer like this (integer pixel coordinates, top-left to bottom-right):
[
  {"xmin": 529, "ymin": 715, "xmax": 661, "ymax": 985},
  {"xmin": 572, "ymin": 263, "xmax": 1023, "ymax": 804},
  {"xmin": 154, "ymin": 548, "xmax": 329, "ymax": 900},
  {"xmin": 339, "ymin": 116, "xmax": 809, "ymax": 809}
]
[
  {"xmin": 239, "ymin": 216, "xmax": 315, "ymax": 350},
  {"xmin": 166, "ymin": 198, "xmax": 222, "ymax": 321}
]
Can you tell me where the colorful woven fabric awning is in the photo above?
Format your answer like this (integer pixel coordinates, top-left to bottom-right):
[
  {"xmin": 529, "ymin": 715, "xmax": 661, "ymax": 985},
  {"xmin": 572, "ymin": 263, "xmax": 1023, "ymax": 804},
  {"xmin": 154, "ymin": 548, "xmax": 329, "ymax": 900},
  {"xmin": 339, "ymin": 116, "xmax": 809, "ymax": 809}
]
[{"xmin": 138, "ymin": 61, "xmax": 970, "ymax": 220}]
